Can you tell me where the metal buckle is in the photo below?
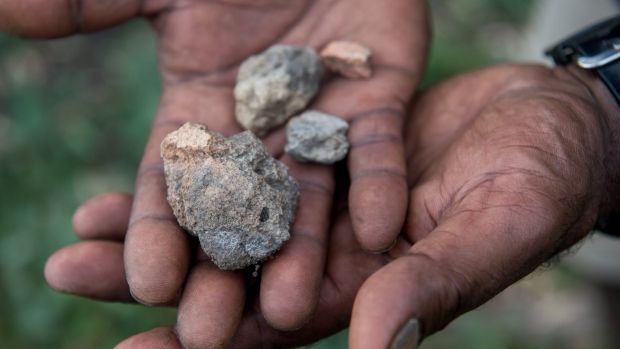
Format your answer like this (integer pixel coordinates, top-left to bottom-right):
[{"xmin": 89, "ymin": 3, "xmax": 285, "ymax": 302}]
[{"xmin": 577, "ymin": 37, "xmax": 620, "ymax": 69}]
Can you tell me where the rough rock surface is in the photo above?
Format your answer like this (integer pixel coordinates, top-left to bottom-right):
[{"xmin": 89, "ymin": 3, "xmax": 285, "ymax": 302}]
[
  {"xmin": 285, "ymin": 111, "xmax": 350, "ymax": 164},
  {"xmin": 320, "ymin": 41, "xmax": 373, "ymax": 79},
  {"xmin": 161, "ymin": 123, "xmax": 300, "ymax": 270},
  {"xmin": 234, "ymin": 44, "xmax": 323, "ymax": 136}
]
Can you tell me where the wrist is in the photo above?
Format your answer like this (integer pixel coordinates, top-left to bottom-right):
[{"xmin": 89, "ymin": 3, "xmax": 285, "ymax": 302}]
[{"xmin": 559, "ymin": 64, "xmax": 620, "ymax": 223}]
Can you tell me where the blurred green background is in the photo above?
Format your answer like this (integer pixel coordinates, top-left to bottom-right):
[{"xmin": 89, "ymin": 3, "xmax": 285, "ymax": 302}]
[{"xmin": 0, "ymin": 1, "xmax": 616, "ymax": 348}]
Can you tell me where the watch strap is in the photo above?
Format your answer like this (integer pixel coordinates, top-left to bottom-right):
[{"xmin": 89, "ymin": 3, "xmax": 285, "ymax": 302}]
[
  {"xmin": 546, "ymin": 15, "xmax": 620, "ymax": 106},
  {"xmin": 595, "ymin": 214, "xmax": 620, "ymax": 237},
  {"xmin": 547, "ymin": 16, "xmax": 620, "ymax": 237}
]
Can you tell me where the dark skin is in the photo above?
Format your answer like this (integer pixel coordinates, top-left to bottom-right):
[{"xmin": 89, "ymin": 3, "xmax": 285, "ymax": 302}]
[
  {"xmin": 45, "ymin": 63, "xmax": 620, "ymax": 348},
  {"xmin": 48, "ymin": 191, "xmax": 389, "ymax": 348},
  {"xmin": 0, "ymin": 0, "xmax": 430, "ymax": 338}
]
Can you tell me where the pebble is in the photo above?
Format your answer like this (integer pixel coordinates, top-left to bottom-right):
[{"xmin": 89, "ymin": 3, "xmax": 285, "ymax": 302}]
[
  {"xmin": 235, "ymin": 44, "xmax": 323, "ymax": 136},
  {"xmin": 285, "ymin": 110, "xmax": 350, "ymax": 164},
  {"xmin": 161, "ymin": 123, "xmax": 299, "ymax": 270}
]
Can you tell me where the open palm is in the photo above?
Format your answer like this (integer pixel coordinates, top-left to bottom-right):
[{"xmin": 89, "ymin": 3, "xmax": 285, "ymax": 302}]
[{"xmin": 1, "ymin": 0, "xmax": 430, "ymax": 346}]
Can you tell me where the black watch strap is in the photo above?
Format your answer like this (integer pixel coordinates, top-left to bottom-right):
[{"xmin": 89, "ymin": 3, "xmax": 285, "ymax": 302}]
[
  {"xmin": 546, "ymin": 16, "xmax": 620, "ymax": 237},
  {"xmin": 595, "ymin": 214, "xmax": 620, "ymax": 237},
  {"xmin": 546, "ymin": 15, "xmax": 620, "ymax": 106}
]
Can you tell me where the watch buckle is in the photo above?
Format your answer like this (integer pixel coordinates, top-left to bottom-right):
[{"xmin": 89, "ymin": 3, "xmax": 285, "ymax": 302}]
[{"xmin": 577, "ymin": 38, "xmax": 620, "ymax": 69}]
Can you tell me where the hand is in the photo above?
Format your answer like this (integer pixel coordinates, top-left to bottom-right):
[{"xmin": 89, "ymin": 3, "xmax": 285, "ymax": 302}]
[
  {"xmin": 45, "ymin": 63, "xmax": 619, "ymax": 347},
  {"xmin": 348, "ymin": 63, "xmax": 620, "ymax": 347},
  {"xmin": 46, "ymin": 190, "xmax": 394, "ymax": 348},
  {"xmin": 1, "ymin": 0, "xmax": 430, "ymax": 342}
]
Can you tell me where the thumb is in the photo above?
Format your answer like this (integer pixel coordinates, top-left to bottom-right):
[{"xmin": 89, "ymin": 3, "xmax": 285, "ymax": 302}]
[
  {"xmin": 349, "ymin": 249, "xmax": 464, "ymax": 349},
  {"xmin": 0, "ymin": 0, "xmax": 163, "ymax": 38},
  {"xmin": 349, "ymin": 194, "xmax": 584, "ymax": 348}
]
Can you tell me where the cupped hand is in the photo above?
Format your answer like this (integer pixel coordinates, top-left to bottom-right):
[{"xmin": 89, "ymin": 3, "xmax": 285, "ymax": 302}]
[
  {"xmin": 349, "ymin": 63, "xmax": 620, "ymax": 348},
  {"xmin": 1, "ymin": 0, "xmax": 430, "ymax": 340}
]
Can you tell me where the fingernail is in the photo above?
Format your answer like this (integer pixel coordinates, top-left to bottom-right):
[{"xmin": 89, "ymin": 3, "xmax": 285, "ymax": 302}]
[{"xmin": 390, "ymin": 318, "xmax": 420, "ymax": 349}]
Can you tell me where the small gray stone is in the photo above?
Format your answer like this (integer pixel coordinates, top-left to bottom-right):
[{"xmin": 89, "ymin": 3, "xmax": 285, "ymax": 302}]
[
  {"xmin": 234, "ymin": 44, "xmax": 323, "ymax": 137},
  {"xmin": 285, "ymin": 110, "xmax": 350, "ymax": 164},
  {"xmin": 161, "ymin": 123, "xmax": 299, "ymax": 270}
]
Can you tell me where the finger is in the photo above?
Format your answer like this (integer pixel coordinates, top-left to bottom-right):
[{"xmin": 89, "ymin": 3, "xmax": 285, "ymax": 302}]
[
  {"xmin": 0, "ymin": 0, "xmax": 152, "ymax": 38},
  {"xmin": 310, "ymin": 68, "xmax": 412, "ymax": 252},
  {"xmin": 301, "ymin": 49, "xmax": 424, "ymax": 253},
  {"xmin": 115, "ymin": 327, "xmax": 182, "ymax": 349},
  {"xmin": 176, "ymin": 262, "xmax": 245, "ymax": 349},
  {"xmin": 72, "ymin": 192, "xmax": 133, "ymax": 241},
  {"xmin": 350, "ymin": 195, "xmax": 578, "ymax": 348},
  {"xmin": 124, "ymin": 122, "xmax": 191, "ymax": 305},
  {"xmin": 124, "ymin": 85, "xmax": 241, "ymax": 306},
  {"xmin": 44, "ymin": 241, "xmax": 134, "ymax": 302},
  {"xmin": 230, "ymin": 210, "xmax": 388, "ymax": 348},
  {"xmin": 279, "ymin": 0, "xmax": 428, "ymax": 253},
  {"xmin": 260, "ymin": 155, "xmax": 334, "ymax": 330},
  {"xmin": 347, "ymin": 106, "xmax": 409, "ymax": 251}
]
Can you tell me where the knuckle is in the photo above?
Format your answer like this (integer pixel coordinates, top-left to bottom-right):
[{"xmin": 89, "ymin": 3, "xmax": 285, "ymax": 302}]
[
  {"xmin": 291, "ymin": 228, "xmax": 327, "ymax": 249},
  {"xmin": 350, "ymin": 132, "xmax": 401, "ymax": 148},
  {"xmin": 351, "ymin": 168, "xmax": 407, "ymax": 182},
  {"xmin": 297, "ymin": 179, "xmax": 333, "ymax": 197},
  {"xmin": 136, "ymin": 164, "xmax": 165, "ymax": 188}
]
